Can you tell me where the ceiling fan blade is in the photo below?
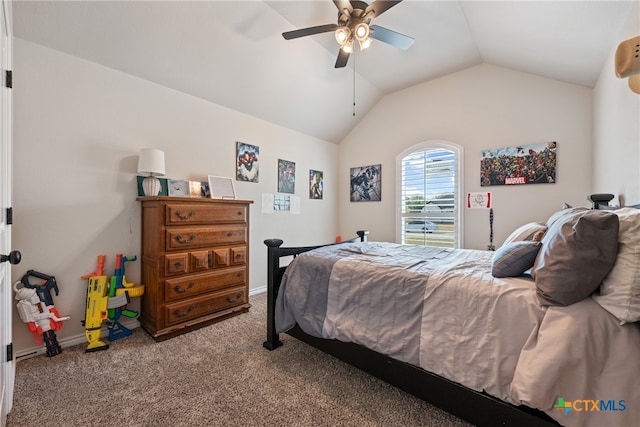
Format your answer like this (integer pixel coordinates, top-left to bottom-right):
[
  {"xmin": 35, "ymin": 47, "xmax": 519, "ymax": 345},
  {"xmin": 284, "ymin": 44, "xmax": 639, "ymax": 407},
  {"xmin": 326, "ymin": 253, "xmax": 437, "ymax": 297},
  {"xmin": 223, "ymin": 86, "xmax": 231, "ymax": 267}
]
[
  {"xmin": 369, "ymin": 25, "xmax": 414, "ymax": 50},
  {"xmin": 335, "ymin": 49, "xmax": 350, "ymax": 68},
  {"xmin": 364, "ymin": 0, "xmax": 402, "ymax": 19},
  {"xmin": 333, "ymin": 0, "xmax": 353, "ymax": 15},
  {"xmin": 282, "ymin": 24, "xmax": 338, "ymax": 40}
]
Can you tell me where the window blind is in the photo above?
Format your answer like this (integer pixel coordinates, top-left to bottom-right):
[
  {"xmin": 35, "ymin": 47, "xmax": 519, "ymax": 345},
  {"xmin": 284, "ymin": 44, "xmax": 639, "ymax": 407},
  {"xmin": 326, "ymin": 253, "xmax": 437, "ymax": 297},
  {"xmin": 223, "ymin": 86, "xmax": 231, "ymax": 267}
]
[{"xmin": 401, "ymin": 148, "xmax": 456, "ymax": 248}]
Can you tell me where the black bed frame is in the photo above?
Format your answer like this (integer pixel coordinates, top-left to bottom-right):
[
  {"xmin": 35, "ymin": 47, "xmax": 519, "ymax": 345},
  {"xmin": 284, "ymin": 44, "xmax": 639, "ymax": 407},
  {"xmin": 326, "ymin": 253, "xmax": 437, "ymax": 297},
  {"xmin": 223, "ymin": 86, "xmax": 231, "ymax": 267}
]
[{"xmin": 263, "ymin": 232, "xmax": 559, "ymax": 427}]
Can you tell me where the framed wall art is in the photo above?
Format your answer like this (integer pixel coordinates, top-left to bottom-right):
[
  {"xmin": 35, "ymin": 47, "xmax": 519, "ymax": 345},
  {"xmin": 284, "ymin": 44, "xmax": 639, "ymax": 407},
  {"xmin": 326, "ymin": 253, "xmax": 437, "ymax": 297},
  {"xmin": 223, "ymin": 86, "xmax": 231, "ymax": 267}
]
[
  {"xmin": 480, "ymin": 141, "xmax": 557, "ymax": 186},
  {"xmin": 309, "ymin": 170, "xmax": 323, "ymax": 200},
  {"xmin": 350, "ymin": 164, "xmax": 381, "ymax": 202},
  {"xmin": 236, "ymin": 141, "xmax": 259, "ymax": 183},
  {"xmin": 278, "ymin": 159, "xmax": 295, "ymax": 194}
]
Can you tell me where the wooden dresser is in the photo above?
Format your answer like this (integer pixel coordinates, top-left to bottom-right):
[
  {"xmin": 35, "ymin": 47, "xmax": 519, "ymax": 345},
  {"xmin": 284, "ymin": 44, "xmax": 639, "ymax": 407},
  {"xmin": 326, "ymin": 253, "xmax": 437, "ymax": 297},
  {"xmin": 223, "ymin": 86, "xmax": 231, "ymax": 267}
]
[{"xmin": 137, "ymin": 196, "xmax": 252, "ymax": 340}]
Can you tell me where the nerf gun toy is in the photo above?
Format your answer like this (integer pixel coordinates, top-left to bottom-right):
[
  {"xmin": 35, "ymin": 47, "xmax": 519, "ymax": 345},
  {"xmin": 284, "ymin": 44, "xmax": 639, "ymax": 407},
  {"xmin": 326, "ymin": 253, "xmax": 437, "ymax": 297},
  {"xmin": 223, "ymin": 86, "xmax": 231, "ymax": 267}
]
[
  {"xmin": 81, "ymin": 255, "xmax": 129, "ymax": 352},
  {"xmin": 106, "ymin": 254, "xmax": 144, "ymax": 341},
  {"xmin": 13, "ymin": 270, "xmax": 70, "ymax": 357}
]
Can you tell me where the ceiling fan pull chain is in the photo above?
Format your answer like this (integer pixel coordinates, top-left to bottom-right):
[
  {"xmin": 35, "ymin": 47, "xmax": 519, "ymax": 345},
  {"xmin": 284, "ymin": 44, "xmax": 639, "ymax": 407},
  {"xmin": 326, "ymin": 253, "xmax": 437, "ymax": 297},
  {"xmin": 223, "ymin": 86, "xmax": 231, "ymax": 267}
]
[{"xmin": 353, "ymin": 50, "xmax": 356, "ymax": 117}]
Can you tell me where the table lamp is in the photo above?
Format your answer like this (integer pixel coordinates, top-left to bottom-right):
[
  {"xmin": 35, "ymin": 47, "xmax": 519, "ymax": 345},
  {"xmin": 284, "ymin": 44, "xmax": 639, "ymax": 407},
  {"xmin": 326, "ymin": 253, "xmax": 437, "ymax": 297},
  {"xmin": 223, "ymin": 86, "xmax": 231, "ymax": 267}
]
[{"xmin": 137, "ymin": 148, "xmax": 165, "ymax": 196}]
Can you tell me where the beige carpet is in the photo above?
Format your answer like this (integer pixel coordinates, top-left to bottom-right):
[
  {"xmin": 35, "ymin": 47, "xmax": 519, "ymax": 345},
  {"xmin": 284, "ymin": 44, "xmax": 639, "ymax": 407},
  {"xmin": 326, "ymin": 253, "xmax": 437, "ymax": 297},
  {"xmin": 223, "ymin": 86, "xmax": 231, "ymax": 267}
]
[{"xmin": 7, "ymin": 292, "xmax": 471, "ymax": 427}]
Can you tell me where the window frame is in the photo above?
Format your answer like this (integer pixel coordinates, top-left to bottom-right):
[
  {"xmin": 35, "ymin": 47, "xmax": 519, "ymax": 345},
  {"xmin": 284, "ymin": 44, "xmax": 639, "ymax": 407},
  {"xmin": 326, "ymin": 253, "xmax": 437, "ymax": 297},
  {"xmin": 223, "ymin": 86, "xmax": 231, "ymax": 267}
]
[{"xmin": 395, "ymin": 140, "xmax": 464, "ymax": 248}]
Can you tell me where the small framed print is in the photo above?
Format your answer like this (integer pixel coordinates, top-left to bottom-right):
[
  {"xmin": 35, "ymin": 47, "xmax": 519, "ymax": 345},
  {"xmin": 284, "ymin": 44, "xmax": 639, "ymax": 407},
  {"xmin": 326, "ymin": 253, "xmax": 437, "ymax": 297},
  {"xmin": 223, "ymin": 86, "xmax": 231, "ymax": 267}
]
[
  {"xmin": 278, "ymin": 159, "xmax": 295, "ymax": 194},
  {"xmin": 237, "ymin": 141, "xmax": 259, "ymax": 183},
  {"xmin": 168, "ymin": 179, "xmax": 190, "ymax": 197},
  {"xmin": 309, "ymin": 170, "xmax": 323, "ymax": 199},
  {"xmin": 190, "ymin": 181, "xmax": 210, "ymax": 198},
  {"xmin": 208, "ymin": 175, "xmax": 236, "ymax": 200},
  {"xmin": 350, "ymin": 164, "xmax": 381, "ymax": 202}
]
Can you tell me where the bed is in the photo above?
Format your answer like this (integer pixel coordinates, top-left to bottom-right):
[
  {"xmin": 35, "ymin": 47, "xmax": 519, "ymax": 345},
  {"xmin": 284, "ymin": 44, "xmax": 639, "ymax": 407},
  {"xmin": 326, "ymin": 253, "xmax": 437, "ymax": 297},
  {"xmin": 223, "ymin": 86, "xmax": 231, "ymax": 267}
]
[{"xmin": 263, "ymin": 207, "xmax": 640, "ymax": 427}]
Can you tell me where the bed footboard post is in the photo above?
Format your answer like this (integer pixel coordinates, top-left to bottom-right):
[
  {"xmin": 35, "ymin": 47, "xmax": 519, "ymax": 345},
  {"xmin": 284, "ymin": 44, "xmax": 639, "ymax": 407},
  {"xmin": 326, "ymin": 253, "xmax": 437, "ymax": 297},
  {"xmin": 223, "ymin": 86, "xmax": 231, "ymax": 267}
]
[
  {"xmin": 263, "ymin": 238, "xmax": 284, "ymax": 350},
  {"xmin": 357, "ymin": 230, "xmax": 369, "ymax": 242}
]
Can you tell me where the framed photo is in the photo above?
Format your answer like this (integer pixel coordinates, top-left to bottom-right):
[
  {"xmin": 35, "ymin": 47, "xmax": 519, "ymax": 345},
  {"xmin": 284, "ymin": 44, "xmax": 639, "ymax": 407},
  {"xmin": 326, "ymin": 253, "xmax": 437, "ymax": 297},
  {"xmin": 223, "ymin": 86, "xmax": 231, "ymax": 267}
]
[
  {"xmin": 189, "ymin": 181, "xmax": 210, "ymax": 198},
  {"xmin": 278, "ymin": 159, "xmax": 295, "ymax": 194},
  {"xmin": 309, "ymin": 170, "xmax": 323, "ymax": 200},
  {"xmin": 168, "ymin": 179, "xmax": 190, "ymax": 197},
  {"xmin": 236, "ymin": 141, "xmax": 259, "ymax": 183},
  {"xmin": 350, "ymin": 164, "xmax": 381, "ymax": 202},
  {"xmin": 480, "ymin": 141, "xmax": 557, "ymax": 186},
  {"xmin": 208, "ymin": 175, "xmax": 236, "ymax": 199}
]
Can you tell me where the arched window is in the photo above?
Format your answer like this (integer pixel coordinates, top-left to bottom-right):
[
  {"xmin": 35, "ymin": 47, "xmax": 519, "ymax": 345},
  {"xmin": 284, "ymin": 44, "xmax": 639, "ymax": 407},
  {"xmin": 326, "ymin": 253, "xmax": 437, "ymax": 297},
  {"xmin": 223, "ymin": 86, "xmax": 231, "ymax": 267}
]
[{"xmin": 396, "ymin": 141, "xmax": 463, "ymax": 248}]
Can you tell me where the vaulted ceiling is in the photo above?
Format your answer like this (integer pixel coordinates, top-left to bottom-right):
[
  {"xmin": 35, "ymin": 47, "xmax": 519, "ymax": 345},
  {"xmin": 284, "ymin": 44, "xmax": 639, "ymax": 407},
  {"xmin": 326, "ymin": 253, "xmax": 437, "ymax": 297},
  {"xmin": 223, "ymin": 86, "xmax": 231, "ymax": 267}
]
[{"xmin": 12, "ymin": 1, "xmax": 634, "ymax": 143}]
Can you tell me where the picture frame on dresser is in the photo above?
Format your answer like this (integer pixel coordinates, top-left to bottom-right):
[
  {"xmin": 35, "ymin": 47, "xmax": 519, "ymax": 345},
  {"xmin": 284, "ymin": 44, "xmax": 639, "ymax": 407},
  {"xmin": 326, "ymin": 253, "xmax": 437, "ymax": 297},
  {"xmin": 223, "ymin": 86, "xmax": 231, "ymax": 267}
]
[{"xmin": 208, "ymin": 175, "xmax": 237, "ymax": 200}]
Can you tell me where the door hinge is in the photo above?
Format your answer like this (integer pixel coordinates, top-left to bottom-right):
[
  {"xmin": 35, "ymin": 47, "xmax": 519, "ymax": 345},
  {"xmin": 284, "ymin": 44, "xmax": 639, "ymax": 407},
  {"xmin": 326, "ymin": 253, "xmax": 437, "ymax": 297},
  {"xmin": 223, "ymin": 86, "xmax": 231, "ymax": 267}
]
[
  {"xmin": 6, "ymin": 207, "xmax": 12, "ymax": 225},
  {"xmin": 6, "ymin": 343, "xmax": 13, "ymax": 361},
  {"xmin": 5, "ymin": 70, "xmax": 12, "ymax": 89}
]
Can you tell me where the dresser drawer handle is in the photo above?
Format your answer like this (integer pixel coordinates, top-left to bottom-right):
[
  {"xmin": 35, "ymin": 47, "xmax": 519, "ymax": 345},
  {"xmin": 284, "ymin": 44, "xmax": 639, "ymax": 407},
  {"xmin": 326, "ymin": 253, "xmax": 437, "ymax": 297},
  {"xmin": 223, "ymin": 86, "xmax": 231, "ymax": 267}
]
[
  {"xmin": 174, "ymin": 305, "xmax": 196, "ymax": 317},
  {"xmin": 173, "ymin": 261, "xmax": 183, "ymax": 269},
  {"xmin": 175, "ymin": 210, "xmax": 195, "ymax": 220},
  {"xmin": 236, "ymin": 211, "xmax": 243, "ymax": 216},
  {"xmin": 175, "ymin": 234, "xmax": 197, "ymax": 244},
  {"xmin": 174, "ymin": 282, "xmax": 195, "ymax": 293},
  {"xmin": 226, "ymin": 293, "xmax": 242, "ymax": 303},
  {"xmin": 226, "ymin": 232, "xmax": 233, "ymax": 237},
  {"xmin": 236, "ymin": 272, "xmax": 242, "ymax": 278}
]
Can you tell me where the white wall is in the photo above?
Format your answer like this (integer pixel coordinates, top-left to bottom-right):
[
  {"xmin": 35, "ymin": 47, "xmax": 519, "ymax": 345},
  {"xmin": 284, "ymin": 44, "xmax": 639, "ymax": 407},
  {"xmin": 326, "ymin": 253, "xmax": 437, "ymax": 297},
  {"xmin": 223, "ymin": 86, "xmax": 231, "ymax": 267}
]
[
  {"xmin": 593, "ymin": 2, "xmax": 640, "ymax": 205},
  {"xmin": 338, "ymin": 64, "xmax": 593, "ymax": 249},
  {"xmin": 11, "ymin": 39, "xmax": 339, "ymax": 353}
]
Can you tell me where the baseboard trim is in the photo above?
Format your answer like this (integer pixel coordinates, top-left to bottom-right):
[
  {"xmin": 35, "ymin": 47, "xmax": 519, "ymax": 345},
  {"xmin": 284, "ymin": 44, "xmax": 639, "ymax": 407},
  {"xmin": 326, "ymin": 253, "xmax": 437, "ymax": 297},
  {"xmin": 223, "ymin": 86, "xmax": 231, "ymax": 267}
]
[
  {"xmin": 16, "ymin": 287, "xmax": 267, "ymax": 360},
  {"xmin": 249, "ymin": 286, "xmax": 266, "ymax": 296},
  {"xmin": 15, "ymin": 317, "xmax": 140, "ymax": 361}
]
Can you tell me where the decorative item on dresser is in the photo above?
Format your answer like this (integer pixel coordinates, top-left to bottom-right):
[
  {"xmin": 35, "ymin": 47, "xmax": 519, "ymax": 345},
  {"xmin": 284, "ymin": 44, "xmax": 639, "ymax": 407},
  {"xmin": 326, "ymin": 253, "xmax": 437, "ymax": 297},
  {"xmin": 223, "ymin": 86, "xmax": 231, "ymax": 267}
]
[
  {"xmin": 137, "ymin": 196, "xmax": 253, "ymax": 341},
  {"xmin": 137, "ymin": 148, "xmax": 166, "ymax": 196}
]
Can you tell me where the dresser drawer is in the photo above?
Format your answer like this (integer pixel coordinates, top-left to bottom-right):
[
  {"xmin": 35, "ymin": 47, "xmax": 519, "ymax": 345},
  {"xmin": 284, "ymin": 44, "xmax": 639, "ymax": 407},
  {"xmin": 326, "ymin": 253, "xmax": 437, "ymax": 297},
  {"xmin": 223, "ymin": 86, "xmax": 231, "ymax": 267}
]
[
  {"xmin": 166, "ymin": 204, "xmax": 247, "ymax": 225},
  {"xmin": 164, "ymin": 268, "xmax": 246, "ymax": 301},
  {"xmin": 231, "ymin": 247, "xmax": 246, "ymax": 266},
  {"xmin": 165, "ymin": 253, "xmax": 188, "ymax": 275},
  {"xmin": 166, "ymin": 225, "xmax": 247, "ymax": 250},
  {"xmin": 164, "ymin": 286, "xmax": 247, "ymax": 326}
]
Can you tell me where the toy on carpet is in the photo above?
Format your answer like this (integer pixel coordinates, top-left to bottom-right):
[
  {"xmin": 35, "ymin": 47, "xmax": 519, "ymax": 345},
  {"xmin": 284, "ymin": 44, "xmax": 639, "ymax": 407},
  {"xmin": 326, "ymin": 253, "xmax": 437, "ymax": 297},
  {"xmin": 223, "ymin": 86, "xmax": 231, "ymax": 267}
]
[
  {"xmin": 81, "ymin": 254, "xmax": 145, "ymax": 352},
  {"xmin": 13, "ymin": 270, "xmax": 70, "ymax": 357}
]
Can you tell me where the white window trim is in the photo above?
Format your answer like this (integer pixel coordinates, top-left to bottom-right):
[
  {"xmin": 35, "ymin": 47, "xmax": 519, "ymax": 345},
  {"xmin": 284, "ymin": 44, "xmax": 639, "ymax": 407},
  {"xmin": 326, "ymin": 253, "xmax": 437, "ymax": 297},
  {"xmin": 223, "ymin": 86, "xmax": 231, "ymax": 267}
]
[{"xmin": 395, "ymin": 140, "xmax": 464, "ymax": 248}]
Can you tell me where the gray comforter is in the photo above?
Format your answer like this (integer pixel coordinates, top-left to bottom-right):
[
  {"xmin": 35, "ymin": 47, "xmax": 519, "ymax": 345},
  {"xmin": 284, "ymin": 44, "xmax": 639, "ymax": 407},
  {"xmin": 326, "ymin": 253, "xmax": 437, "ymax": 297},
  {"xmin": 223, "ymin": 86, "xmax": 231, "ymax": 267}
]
[{"xmin": 275, "ymin": 242, "xmax": 640, "ymax": 427}]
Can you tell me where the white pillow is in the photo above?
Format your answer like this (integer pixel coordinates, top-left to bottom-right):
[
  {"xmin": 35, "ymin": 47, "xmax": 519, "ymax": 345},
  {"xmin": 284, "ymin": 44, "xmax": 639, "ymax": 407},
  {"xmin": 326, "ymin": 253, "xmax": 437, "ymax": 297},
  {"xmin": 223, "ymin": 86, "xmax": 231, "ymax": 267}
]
[
  {"xmin": 502, "ymin": 222, "xmax": 547, "ymax": 246},
  {"xmin": 592, "ymin": 208, "xmax": 640, "ymax": 324}
]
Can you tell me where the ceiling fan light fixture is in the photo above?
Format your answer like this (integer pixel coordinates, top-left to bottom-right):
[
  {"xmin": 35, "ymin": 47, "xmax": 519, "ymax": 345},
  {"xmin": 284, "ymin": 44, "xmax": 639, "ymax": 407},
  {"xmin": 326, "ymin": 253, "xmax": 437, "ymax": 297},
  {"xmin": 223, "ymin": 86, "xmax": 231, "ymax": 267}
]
[
  {"xmin": 354, "ymin": 22, "xmax": 370, "ymax": 41},
  {"xmin": 335, "ymin": 27, "xmax": 351, "ymax": 45},
  {"xmin": 359, "ymin": 37, "xmax": 373, "ymax": 50},
  {"xmin": 341, "ymin": 42, "xmax": 353, "ymax": 53}
]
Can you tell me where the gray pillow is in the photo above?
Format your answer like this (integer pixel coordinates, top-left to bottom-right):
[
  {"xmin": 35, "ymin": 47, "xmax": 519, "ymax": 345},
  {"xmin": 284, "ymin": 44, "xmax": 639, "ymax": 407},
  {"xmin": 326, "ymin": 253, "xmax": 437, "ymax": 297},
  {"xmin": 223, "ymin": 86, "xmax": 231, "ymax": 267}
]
[
  {"xmin": 531, "ymin": 208, "xmax": 619, "ymax": 306},
  {"xmin": 492, "ymin": 241, "xmax": 542, "ymax": 278}
]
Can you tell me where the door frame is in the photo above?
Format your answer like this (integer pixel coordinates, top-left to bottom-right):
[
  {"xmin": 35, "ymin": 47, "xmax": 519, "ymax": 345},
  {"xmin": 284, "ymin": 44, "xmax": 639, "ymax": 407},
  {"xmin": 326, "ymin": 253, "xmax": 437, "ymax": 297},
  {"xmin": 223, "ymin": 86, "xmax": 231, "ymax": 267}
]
[{"xmin": 1, "ymin": 0, "xmax": 14, "ymax": 423}]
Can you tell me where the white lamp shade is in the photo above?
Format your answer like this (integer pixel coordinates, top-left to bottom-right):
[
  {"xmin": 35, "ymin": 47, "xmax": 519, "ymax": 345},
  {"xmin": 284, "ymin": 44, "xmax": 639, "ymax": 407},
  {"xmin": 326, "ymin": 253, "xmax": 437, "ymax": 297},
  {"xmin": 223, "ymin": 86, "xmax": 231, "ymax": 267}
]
[{"xmin": 137, "ymin": 148, "xmax": 166, "ymax": 176}]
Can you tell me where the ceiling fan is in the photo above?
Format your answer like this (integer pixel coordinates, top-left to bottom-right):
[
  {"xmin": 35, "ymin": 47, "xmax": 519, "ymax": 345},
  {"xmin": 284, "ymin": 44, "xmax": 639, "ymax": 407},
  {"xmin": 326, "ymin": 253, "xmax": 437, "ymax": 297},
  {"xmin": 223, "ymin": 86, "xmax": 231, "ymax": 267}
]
[{"xmin": 282, "ymin": 0, "xmax": 414, "ymax": 68}]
